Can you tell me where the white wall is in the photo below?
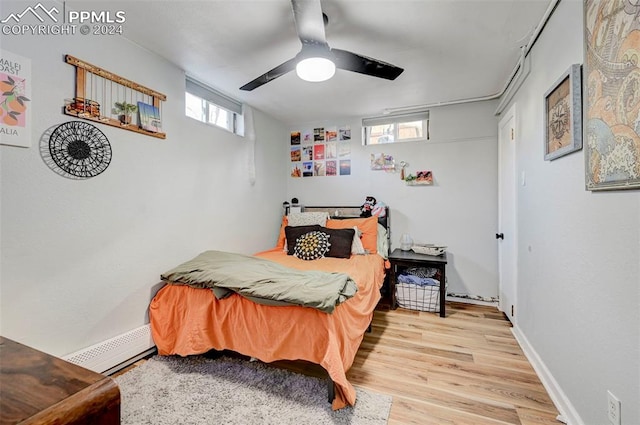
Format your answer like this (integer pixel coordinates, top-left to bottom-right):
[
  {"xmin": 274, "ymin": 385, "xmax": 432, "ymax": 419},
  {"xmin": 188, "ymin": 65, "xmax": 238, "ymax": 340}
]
[
  {"xmin": 506, "ymin": 1, "xmax": 640, "ymax": 424},
  {"xmin": 0, "ymin": 31, "xmax": 287, "ymax": 357},
  {"xmin": 287, "ymin": 101, "xmax": 499, "ymax": 299}
]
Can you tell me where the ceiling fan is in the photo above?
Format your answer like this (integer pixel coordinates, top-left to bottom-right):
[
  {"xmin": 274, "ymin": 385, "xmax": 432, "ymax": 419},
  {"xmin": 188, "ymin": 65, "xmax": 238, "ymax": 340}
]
[{"xmin": 239, "ymin": 0, "xmax": 404, "ymax": 91}]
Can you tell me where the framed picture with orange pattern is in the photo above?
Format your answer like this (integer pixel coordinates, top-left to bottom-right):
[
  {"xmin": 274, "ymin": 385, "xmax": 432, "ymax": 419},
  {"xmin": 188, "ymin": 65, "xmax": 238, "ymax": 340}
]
[{"xmin": 0, "ymin": 50, "xmax": 31, "ymax": 148}]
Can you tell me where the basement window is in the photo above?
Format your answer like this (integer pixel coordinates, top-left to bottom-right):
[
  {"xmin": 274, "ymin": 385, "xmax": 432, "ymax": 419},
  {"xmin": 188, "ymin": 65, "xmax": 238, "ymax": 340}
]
[
  {"xmin": 185, "ymin": 76, "xmax": 244, "ymax": 136},
  {"xmin": 362, "ymin": 111, "xmax": 429, "ymax": 145}
]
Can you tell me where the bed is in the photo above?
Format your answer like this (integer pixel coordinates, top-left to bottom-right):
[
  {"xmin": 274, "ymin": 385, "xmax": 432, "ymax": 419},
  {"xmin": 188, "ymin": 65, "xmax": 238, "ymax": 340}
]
[{"xmin": 149, "ymin": 206, "xmax": 390, "ymax": 410}]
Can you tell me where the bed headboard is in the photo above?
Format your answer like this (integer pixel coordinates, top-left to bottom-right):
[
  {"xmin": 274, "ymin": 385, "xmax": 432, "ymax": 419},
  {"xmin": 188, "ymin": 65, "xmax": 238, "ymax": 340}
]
[{"xmin": 302, "ymin": 205, "xmax": 391, "ymax": 255}]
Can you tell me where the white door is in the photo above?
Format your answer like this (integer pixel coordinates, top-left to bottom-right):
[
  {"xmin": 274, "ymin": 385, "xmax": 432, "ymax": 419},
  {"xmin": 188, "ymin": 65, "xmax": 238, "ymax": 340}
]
[{"xmin": 498, "ymin": 104, "xmax": 517, "ymax": 323}]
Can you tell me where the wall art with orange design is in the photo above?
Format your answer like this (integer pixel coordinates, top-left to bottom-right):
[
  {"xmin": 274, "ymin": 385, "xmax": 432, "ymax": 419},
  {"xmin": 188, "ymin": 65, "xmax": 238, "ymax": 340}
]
[{"xmin": 0, "ymin": 50, "xmax": 31, "ymax": 148}]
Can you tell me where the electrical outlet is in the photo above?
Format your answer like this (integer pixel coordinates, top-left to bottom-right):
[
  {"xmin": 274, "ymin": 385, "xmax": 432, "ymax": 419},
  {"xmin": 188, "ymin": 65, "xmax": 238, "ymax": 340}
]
[{"xmin": 607, "ymin": 390, "xmax": 621, "ymax": 425}]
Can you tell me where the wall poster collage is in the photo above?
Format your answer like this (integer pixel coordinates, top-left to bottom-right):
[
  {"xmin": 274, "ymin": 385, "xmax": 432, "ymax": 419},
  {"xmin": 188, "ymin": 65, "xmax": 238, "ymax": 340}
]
[{"xmin": 290, "ymin": 126, "xmax": 351, "ymax": 177}]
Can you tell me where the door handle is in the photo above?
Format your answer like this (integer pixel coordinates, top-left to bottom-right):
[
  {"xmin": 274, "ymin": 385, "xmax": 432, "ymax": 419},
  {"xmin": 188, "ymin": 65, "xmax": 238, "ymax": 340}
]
[{"xmin": 496, "ymin": 233, "xmax": 504, "ymax": 240}]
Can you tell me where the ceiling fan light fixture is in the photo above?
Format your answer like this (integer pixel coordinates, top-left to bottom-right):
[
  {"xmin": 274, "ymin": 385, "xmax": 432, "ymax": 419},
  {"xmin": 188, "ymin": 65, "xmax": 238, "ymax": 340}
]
[
  {"xmin": 238, "ymin": 0, "xmax": 403, "ymax": 91},
  {"xmin": 296, "ymin": 57, "xmax": 336, "ymax": 82}
]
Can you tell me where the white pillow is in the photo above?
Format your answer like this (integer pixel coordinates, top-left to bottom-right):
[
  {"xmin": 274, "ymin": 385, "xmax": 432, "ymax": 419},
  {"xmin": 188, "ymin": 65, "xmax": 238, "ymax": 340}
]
[
  {"xmin": 377, "ymin": 223, "xmax": 389, "ymax": 259},
  {"xmin": 351, "ymin": 226, "xmax": 366, "ymax": 255},
  {"xmin": 287, "ymin": 212, "xmax": 328, "ymax": 227}
]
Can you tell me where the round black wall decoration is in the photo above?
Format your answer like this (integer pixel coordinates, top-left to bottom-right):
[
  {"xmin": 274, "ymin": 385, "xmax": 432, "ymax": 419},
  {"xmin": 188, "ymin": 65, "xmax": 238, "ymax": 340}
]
[{"xmin": 49, "ymin": 121, "xmax": 112, "ymax": 178}]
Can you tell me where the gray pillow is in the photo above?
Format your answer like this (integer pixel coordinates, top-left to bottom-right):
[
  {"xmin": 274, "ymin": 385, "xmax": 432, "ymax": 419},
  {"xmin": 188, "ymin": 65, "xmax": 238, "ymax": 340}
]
[{"xmin": 287, "ymin": 212, "xmax": 328, "ymax": 227}]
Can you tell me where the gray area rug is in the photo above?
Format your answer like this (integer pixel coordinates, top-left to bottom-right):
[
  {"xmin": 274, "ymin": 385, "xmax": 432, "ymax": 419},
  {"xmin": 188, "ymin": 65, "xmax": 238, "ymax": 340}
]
[{"xmin": 115, "ymin": 355, "xmax": 392, "ymax": 424}]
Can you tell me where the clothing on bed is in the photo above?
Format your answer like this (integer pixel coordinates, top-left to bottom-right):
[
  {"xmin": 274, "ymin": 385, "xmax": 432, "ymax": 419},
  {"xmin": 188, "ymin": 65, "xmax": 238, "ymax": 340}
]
[{"xmin": 160, "ymin": 250, "xmax": 358, "ymax": 313}]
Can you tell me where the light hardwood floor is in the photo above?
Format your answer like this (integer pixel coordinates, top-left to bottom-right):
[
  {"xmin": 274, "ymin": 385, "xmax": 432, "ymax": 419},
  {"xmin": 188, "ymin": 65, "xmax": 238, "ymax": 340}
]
[
  {"xmin": 113, "ymin": 302, "xmax": 560, "ymax": 424},
  {"xmin": 351, "ymin": 302, "xmax": 560, "ymax": 425}
]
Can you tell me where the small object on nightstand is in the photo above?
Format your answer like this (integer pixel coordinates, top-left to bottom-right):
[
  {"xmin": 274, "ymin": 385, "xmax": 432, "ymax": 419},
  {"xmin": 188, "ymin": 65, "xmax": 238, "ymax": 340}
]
[
  {"xmin": 399, "ymin": 234, "xmax": 413, "ymax": 251},
  {"xmin": 412, "ymin": 244, "xmax": 446, "ymax": 256}
]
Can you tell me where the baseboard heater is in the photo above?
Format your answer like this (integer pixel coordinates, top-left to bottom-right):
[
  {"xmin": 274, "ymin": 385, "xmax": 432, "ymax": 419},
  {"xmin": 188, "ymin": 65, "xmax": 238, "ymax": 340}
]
[{"xmin": 63, "ymin": 324, "xmax": 156, "ymax": 375}]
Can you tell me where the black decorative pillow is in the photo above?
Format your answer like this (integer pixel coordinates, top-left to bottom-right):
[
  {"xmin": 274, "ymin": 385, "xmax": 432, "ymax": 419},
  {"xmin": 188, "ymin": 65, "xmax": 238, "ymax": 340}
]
[
  {"xmin": 293, "ymin": 231, "xmax": 331, "ymax": 261},
  {"xmin": 285, "ymin": 225, "xmax": 321, "ymax": 255},
  {"xmin": 320, "ymin": 227, "xmax": 355, "ymax": 259}
]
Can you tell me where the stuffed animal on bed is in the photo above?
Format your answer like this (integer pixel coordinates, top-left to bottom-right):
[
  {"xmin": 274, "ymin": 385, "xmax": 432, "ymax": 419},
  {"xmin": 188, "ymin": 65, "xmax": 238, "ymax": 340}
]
[
  {"xmin": 372, "ymin": 201, "xmax": 387, "ymax": 218},
  {"xmin": 360, "ymin": 196, "xmax": 376, "ymax": 217}
]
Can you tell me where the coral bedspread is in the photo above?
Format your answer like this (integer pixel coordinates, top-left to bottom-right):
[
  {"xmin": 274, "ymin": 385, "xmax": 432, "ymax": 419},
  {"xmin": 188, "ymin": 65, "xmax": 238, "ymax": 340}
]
[{"xmin": 149, "ymin": 248, "xmax": 386, "ymax": 409}]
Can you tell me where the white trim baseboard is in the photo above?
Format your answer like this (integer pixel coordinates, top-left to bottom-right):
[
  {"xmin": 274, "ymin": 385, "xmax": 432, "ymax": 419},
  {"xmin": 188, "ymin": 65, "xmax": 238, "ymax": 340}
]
[
  {"xmin": 63, "ymin": 324, "xmax": 155, "ymax": 373},
  {"xmin": 511, "ymin": 326, "xmax": 584, "ymax": 425}
]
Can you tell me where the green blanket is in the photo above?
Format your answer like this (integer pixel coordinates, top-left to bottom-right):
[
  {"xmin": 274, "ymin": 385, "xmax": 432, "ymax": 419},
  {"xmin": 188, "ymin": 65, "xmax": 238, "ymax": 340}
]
[{"xmin": 161, "ymin": 250, "xmax": 358, "ymax": 313}]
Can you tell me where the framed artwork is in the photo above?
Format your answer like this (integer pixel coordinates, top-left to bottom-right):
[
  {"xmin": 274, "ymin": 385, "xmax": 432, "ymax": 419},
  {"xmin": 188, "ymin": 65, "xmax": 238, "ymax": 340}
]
[
  {"xmin": 370, "ymin": 153, "xmax": 394, "ymax": 170},
  {"xmin": 405, "ymin": 170, "xmax": 433, "ymax": 185},
  {"xmin": 544, "ymin": 64, "xmax": 582, "ymax": 161},
  {"xmin": 415, "ymin": 170, "xmax": 433, "ymax": 185},
  {"xmin": 583, "ymin": 0, "xmax": 640, "ymax": 190},
  {"xmin": 138, "ymin": 102, "xmax": 162, "ymax": 133},
  {"xmin": 0, "ymin": 50, "xmax": 32, "ymax": 148}
]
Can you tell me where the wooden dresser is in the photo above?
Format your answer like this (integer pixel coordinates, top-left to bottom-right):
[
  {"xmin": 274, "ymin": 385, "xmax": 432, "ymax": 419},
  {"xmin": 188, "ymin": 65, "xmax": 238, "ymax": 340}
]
[{"xmin": 0, "ymin": 336, "xmax": 120, "ymax": 424}]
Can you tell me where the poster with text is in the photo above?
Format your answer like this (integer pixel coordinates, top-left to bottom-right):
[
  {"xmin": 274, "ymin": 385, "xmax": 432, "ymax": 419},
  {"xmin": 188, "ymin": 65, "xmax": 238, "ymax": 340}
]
[{"xmin": 0, "ymin": 50, "xmax": 32, "ymax": 147}]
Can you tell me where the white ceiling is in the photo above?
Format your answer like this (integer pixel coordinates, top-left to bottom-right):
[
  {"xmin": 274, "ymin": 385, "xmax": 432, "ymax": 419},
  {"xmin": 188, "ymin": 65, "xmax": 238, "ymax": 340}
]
[{"xmin": 110, "ymin": 0, "xmax": 552, "ymax": 124}]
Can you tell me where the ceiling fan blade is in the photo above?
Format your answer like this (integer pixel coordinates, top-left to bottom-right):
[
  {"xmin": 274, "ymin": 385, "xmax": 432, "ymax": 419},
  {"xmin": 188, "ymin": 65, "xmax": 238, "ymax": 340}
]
[
  {"xmin": 239, "ymin": 57, "xmax": 298, "ymax": 91},
  {"xmin": 332, "ymin": 48, "xmax": 404, "ymax": 80},
  {"xmin": 291, "ymin": 0, "xmax": 327, "ymax": 45}
]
